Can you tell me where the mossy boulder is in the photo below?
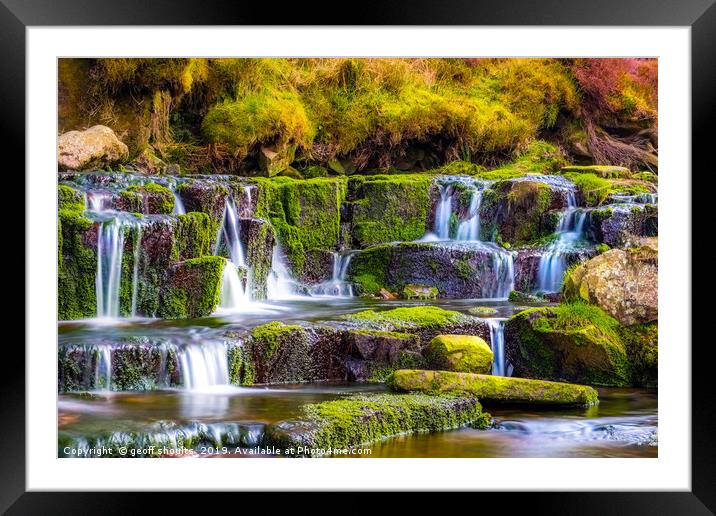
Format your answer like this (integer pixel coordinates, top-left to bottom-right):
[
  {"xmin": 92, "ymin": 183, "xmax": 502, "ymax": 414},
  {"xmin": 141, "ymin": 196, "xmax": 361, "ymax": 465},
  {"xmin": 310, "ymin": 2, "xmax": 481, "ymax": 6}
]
[
  {"xmin": 504, "ymin": 303, "xmax": 631, "ymax": 386},
  {"xmin": 252, "ymin": 176, "xmax": 346, "ymax": 279},
  {"xmin": 240, "ymin": 218, "xmax": 275, "ymax": 299},
  {"xmin": 264, "ymin": 393, "xmax": 489, "ymax": 455},
  {"xmin": 468, "ymin": 306, "xmax": 499, "ymax": 316},
  {"xmin": 58, "ymin": 208, "xmax": 97, "ymax": 320},
  {"xmin": 156, "ymin": 256, "xmax": 225, "ymax": 319},
  {"xmin": 58, "ymin": 125, "xmax": 129, "ymax": 171},
  {"xmin": 244, "ymin": 322, "xmax": 347, "ymax": 384},
  {"xmin": 620, "ymin": 322, "xmax": 658, "ymax": 388},
  {"xmin": 257, "ymin": 144, "xmax": 297, "ymax": 177},
  {"xmin": 562, "ymin": 246, "xmax": 657, "ymax": 326},
  {"xmin": 347, "ymin": 174, "xmax": 432, "ymax": 248},
  {"xmin": 479, "ymin": 179, "xmax": 559, "ymax": 245},
  {"xmin": 424, "ymin": 335, "xmax": 493, "ymax": 374},
  {"xmin": 346, "ymin": 241, "xmax": 515, "ymax": 299},
  {"xmin": 390, "ymin": 369, "xmax": 599, "ymax": 407},
  {"xmin": 176, "ymin": 180, "xmax": 230, "ymax": 245},
  {"xmin": 118, "ymin": 183, "xmax": 175, "ymax": 214}
]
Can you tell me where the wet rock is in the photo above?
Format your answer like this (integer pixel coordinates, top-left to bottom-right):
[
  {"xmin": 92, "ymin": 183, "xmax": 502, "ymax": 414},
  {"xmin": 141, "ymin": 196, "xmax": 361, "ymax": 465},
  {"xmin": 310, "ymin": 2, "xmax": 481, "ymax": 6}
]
[
  {"xmin": 347, "ymin": 242, "xmax": 514, "ymax": 299},
  {"xmin": 240, "ymin": 218, "xmax": 275, "ymax": 299},
  {"xmin": 177, "ymin": 180, "xmax": 230, "ymax": 231},
  {"xmin": 424, "ymin": 335, "xmax": 493, "ymax": 374},
  {"xmin": 58, "ymin": 125, "xmax": 129, "ymax": 171},
  {"xmin": 562, "ymin": 246, "xmax": 657, "ymax": 326},
  {"xmin": 157, "ymin": 256, "xmax": 225, "ymax": 319},
  {"xmin": 391, "ymin": 369, "xmax": 599, "ymax": 407},
  {"xmin": 504, "ymin": 304, "xmax": 631, "ymax": 387},
  {"xmin": 116, "ymin": 183, "xmax": 175, "ymax": 214},
  {"xmin": 587, "ymin": 204, "xmax": 658, "ymax": 247}
]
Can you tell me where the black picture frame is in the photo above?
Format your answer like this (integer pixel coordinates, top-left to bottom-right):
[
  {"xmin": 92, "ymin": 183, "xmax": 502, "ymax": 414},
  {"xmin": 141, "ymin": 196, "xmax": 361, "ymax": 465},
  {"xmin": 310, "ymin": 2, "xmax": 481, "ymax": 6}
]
[{"xmin": 5, "ymin": 0, "xmax": 712, "ymax": 512}]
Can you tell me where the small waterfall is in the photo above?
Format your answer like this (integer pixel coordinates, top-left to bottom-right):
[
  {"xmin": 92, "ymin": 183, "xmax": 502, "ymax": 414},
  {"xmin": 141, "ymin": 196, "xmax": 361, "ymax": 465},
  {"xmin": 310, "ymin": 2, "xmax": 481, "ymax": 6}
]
[
  {"xmin": 87, "ymin": 191, "xmax": 112, "ymax": 212},
  {"xmin": 536, "ymin": 201, "xmax": 587, "ymax": 293},
  {"xmin": 172, "ymin": 188, "xmax": 186, "ymax": 215},
  {"xmin": 267, "ymin": 245, "xmax": 303, "ymax": 299},
  {"xmin": 95, "ymin": 219, "xmax": 127, "ymax": 319},
  {"xmin": 217, "ymin": 260, "xmax": 251, "ymax": 311},
  {"xmin": 94, "ymin": 345, "xmax": 112, "ymax": 390},
  {"xmin": 490, "ymin": 251, "xmax": 515, "ymax": 299},
  {"xmin": 178, "ymin": 343, "xmax": 230, "ymax": 390},
  {"xmin": 310, "ymin": 252, "xmax": 354, "ymax": 297},
  {"xmin": 456, "ymin": 189, "xmax": 483, "ymax": 241},
  {"xmin": 434, "ymin": 184, "xmax": 454, "ymax": 239},
  {"xmin": 486, "ymin": 318, "xmax": 509, "ymax": 376},
  {"xmin": 216, "ymin": 197, "xmax": 245, "ymax": 267}
]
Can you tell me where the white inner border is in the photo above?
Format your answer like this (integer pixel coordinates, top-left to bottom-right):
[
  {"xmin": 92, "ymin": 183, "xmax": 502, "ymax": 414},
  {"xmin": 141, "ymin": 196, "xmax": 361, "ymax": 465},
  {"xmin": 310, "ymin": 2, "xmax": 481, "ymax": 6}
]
[{"xmin": 27, "ymin": 27, "xmax": 690, "ymax": 491}]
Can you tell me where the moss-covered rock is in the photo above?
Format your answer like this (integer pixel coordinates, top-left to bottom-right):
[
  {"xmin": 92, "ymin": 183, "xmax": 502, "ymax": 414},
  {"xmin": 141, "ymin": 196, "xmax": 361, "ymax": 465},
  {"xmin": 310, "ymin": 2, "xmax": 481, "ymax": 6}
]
[
  {"xmin": 252, "ymin": 176, "xmax": 346, "ymax": 278},
  {"xmin": 263, "ymin": 393, "xmax": 489, "ymax": 454},
  {"xmin": 156, "ymin": 256, "xmax": 224, "ymax": 319},
  {"xmin": 176, "ymin": 180, "xmax": 230, "ymax": 246},
  {"xmin": 619, "ymin": 322, "xmax": 658, "ymax": 388},
  {"xmin": 118, "ymin": 183, "xmax": 175, "ymax": 214},
  {"xmin": 562, "ymin": 246, "xmax": 657, "ymax": 326},
  {"xmin": 390, "ymin": 369, "xmax": 599, "ymax": 407},
  {"xmin": 239, "ymin": 218, "xmax": 275, "ymax": 299},
  {"xmin": 560, "ymin": 165, "xmax": 631, "ymax": 178},
  {"xmin": 173, "ymin": 212, "xmax": 212, "ymax": 261},
  {"xmin": 424, "ymin": 335, "xmax": 493, "ymax": 374},
  {"xmin": 346, "ymin": 241, "xmax": 515, "ymax": 299},
  {"xmin": 468, "ymin": 306, "xmax": 499, "ymax": 316},
  {"xmin": 58, "ymin": 209, "xmax": 97, "ymax": 320},
  {"xmin": 587, "ymin": 205, "xmax": 658, "ymax": 247},
  {"xmin": 504, "ymin": 303, "xmax": 631, "ymax": 386},
  {"xmin": 347, "ymin": 174, "xmax": 432, "ymax": 247},
  {"xmin": 344, "ymin": 329, "xmax": 422, "ymax": 381}
]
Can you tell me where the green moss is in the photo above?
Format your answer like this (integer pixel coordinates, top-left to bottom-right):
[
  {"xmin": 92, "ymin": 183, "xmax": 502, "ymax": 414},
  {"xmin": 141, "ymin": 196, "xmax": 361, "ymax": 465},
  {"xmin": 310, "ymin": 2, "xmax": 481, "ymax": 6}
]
[
  {"xmin": 478, "ymin": 140, "xmax": 566, "ymax": 180},
  {"xmin": 252, "ymin": 176, "xmax": 346, "ymax": 276},
  {"xmin": 505, "ymin": 303, "xmax": 631, "ymax": 386},
  {"xmin": 122, "ymin": 183, "xmax": 175, "ymax": 214},
  {"xmin": 619, "ymin": 322, "xmax": 658, "ymax": 388},
  {"xmin": 174, "ymin": 212, "xmax": 212, "ymax": 260},
  {"xmin": 251, "ymin": 321, "xmax": 303, "ymax": 360},
  {"xmin": 595, "ymin": 243, "xmax": 610, "ymax": 254},
  {"xmin": 265, "ymin": 393, "xmax": 490, "ymax": 454},
  {"xmin": 228, "ymin": 344, "xmax": 255, "ymax": 386},
  {"xmin": 391, "ymin": 369, "xmax": 599, "ymax": 407},
  {"xmin": 425, "ymin": 335, "xmax": 493, "ymax": 374},
  {"xmin": 561, "ymin": 165, "xmax": 631, "ymax": 178},
  {"xmin": 58, "ymin": 184, "xmax": 85, "ymax": 211},
  {"xmin": 58, "ymin": 209, "xmax": 97, "ymax": 320},
  {"xmin": 344, "ymin": 244, "xmax": 392, "ymax": 295},
  {"xmin": 157, "ymin": 256, "xmax": 224, "ymax": 319},
  {"xmin": 300, "ymin": 165, "xmax": 330, "ymax": 178},
  {"xmin": 468, "ymin": 306, "xmax": 499, "ymax": 316},
  {"xmin": 343, "ymin": 306, "xmax": 468, "ymax": 331},
  {"xmin": 348, "ymin": 174, "xmax": 432, "ymax": 247}
]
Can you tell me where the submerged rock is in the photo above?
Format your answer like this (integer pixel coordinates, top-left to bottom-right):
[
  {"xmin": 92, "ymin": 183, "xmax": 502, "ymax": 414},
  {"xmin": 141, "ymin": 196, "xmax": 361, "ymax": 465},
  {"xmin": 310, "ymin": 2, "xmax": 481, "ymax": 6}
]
[
  {"xmin": 263, "ymin": 393, "xmax": 489, "ymax": 455},
  {"xmin": 562, "ymin": 246, "xmax": 657, "ymax": 325},
  {"xmin": 390, "ymin": 369, "xmax": 599, "ymax": 407},
  {"xmin": 504, "ymin": 304, "xmax": 631, "ymax": 387},
  {"xmin": 58, "ymin": 125, "xmax": 129, "ymax": 171},
  {"xmin": 424, "ymin": 335, "xmax": 493, "ymax": 374}
]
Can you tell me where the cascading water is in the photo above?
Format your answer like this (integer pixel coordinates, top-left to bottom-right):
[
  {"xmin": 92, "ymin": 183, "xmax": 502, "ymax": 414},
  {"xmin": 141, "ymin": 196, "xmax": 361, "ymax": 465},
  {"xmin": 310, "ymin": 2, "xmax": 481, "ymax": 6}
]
[
  {"xmin": 489, "ymin": 251, "xmax": 515, "ymax": 299},
  {"xmin": 310, "ymin": 252, "xmax": 354, "ymax": 297},
  {"xmin": 172, "ymin": 188, "xmax": 186, "ymax": 215},
  {"xmin": 434, "ymin": 183, "xmax": 454, "ymax": 239},
  {"xmin": 94, "ymin": 345, "xmax": 112, "ymax": 390},
  {"xmin": 456, "ymin": 189, "xmax": 483, "ymax": 241},
  {"xmin": 215, "ymin": 197, "xmax": 252, "ymax": 311},
  {"xmin": 95, "ymin": 219, "xmax": 127, "ymax": 319},
  {"xmin": 536, "ymin": 190, "xmax": 587, "ymax": 293},
  {"xmin": 485, "ymin": 318, "xmax": 510, "ymax": 376},
  {"xmin": 266, "ymin": 245, "xmax": 304, "ymax": 300},
  {"xmin": 178, "ymin": 342, "xmax": 230, "ymax": 390}
]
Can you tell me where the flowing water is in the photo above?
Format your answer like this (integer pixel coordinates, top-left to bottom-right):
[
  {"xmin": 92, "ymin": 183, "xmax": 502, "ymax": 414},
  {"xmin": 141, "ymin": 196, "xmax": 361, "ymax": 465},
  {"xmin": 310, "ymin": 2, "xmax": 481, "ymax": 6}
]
[
  {"xmin": 485, "ymin": 318, "xmax": 509, "ymax": 376},
  {"xmin": 309, "ymin": 252, "xmax": 354, "ymax": 297}
]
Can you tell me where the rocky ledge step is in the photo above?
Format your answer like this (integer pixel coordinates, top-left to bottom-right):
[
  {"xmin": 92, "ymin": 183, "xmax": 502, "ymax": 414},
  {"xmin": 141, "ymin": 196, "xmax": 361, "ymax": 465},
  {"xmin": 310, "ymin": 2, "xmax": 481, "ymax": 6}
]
[
  {"xmin": 263, "ymin": 393, "xmax": 490, "ymax": 456},
  {"xmin": 389, "ymin": 369, "xmax": 599, "ymax": 407}
]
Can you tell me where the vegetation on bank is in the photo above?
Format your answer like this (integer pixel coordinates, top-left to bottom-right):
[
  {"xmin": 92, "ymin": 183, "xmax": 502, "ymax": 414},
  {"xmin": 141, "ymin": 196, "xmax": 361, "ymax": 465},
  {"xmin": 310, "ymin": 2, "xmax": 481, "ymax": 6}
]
[{"xmin": 59, "ymin": 58, "xmax": 658, "ymax": 175}]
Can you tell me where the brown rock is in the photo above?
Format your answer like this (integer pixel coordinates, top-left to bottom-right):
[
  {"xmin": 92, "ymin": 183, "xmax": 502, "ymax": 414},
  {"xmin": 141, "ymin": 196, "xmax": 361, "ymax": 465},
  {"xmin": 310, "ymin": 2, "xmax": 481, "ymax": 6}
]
[{"xmin": 58, "ymin": 125, "xmax": 129, "ymax": 171}]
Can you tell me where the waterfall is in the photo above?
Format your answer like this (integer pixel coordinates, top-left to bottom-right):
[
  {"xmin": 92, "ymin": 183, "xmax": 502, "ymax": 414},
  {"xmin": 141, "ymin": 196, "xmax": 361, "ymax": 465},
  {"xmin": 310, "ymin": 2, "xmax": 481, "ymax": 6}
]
[
  {"xmin": 172, "ymin": 188, "xmax": 186, "ymax": 215},
  {"xmin": 217, "ymin": 260, "xmax": 251, "ymax": 311},
  {"xmin": 178, "ymin": 343, "xmax": 230, "ymax": 390},
  {"xmin": 489, "ymin": 251, "xmax": 515, "ymax": 299},
  {"xmin": 216, "ymin": 197, "xmax": 245, "ymax": 267},
  {"xmin": 267, "ymin": 245, "xmax": 303, "ymax": 299},
  {"xmin": 310, "ymin": 252, "xmax": 354, "ymax": 297},
  {"xmin": 87, "ymin": 191, "xmax": 112, "ymax": 212},
  {"xmin": 456, "ymin": 189, "xmax": 483, "ymax": 241},
  {"xmin": 536, "ymin": 200, "xmax": 587, "ymax": 293},
  {"xmin": 94, "ymin": 345, "xmax": 112, "ymax": 390},
  {"xmin": 434, "ymin": 184, "xmax": 454, "ymax": 239},
  {"xmin": 95, "ymin": 219, "xmax": 127, "ymax": 319},
  {"xmin": 486, "ymin": 318, "xmax": 509, "ymax": 376}
]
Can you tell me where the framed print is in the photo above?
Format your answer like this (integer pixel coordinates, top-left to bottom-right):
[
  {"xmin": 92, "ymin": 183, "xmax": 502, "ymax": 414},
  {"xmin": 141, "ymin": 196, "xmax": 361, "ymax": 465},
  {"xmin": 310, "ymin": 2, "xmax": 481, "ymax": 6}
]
[{"xmin": 6, "ymin": 0, "xmax": 714, "ymax": 512}]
